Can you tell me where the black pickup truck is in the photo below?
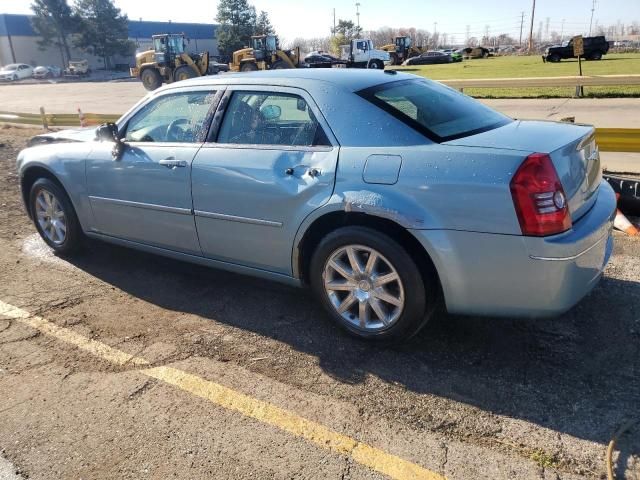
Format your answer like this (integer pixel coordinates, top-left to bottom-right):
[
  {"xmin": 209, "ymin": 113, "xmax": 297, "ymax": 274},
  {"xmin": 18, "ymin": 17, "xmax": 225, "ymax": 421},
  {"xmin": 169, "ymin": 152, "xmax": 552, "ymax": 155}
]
[{"xmin": 543, "ymin": 36, "xmax": 610, "ymax": 62}]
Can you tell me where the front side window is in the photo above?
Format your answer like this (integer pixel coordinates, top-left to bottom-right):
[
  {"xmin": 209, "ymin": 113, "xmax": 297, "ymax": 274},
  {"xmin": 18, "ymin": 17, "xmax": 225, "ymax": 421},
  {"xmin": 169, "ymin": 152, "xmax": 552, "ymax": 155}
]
[
  {"xmin": 125, "ymin": 91, "xmax": 216, "ymax": 143},
  {"xmin": 168, "ymin": 36, "xmax": 185, "ymax": 53},
  {"xmin": 358, "ymin": 79, "xmax": 511, "ymax": 142},
  {"xmin": 217, "ymin": 91, "xmax": 330, "ymax": 147}
]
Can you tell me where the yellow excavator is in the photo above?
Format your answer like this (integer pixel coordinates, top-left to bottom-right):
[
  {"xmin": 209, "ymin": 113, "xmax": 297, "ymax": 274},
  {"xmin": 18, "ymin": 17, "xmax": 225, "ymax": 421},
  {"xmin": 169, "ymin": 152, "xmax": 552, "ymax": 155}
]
[
  {"xmin": 380, "ymin": 36, "xmax": 425, "ymax": 65},
  {"xmin": 230, "ymin": 35, "xmax": 301, "ymax": 72},
  {"xmin": 131, "ymin": 33, "xmax": 209, "ymax": 91}
]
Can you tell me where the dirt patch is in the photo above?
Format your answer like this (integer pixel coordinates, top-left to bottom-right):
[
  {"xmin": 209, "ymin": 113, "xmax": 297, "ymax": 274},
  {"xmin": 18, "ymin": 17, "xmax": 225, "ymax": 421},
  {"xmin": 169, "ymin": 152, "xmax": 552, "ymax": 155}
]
[{"xmin": 0, "ymin": 126, "xmax": 37, "ymax": 242}]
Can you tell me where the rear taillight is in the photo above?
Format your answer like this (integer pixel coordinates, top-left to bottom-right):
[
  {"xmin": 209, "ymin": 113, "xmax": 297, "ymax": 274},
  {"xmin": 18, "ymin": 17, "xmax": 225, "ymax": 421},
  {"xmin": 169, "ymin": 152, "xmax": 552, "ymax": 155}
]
[{"xmin": 510, "ymin": 153, "xmax": 572, "ymax": 236}]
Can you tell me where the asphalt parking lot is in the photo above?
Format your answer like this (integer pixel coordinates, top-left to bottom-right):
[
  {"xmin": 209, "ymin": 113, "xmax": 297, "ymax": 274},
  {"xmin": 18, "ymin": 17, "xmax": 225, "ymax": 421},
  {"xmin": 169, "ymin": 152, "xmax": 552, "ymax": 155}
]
[{"xmin": 1, "ymin": 95, "xmax": 639, "ymax": 478}]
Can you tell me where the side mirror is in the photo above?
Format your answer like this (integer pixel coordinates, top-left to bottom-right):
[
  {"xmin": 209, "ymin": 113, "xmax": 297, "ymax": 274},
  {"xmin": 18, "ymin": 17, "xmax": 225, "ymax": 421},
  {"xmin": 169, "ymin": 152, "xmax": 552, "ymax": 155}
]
[
  {"xmin": 296, "ymin": 98, "xmax": 307, "ymax": 111},
  {"xmin": 96, "ymin": 122, "xmax": 118, "ymax": 142}
]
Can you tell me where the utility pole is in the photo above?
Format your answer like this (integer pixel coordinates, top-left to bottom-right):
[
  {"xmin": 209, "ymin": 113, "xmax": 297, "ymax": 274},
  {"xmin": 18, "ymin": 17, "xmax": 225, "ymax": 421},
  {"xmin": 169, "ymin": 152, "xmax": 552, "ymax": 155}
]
[
  {"xmin": 545, "ymin": 17, "xmax": 550, "ymax": 42},
  {"xmin": 355, "ymin": 2, "xmax": 361, "ymax": 29},
  {"xmin": 466, "ymin": 25, "xmax": 470, "ymax": 45},
  {"xmin": 433, "ymin": 21, "xmax": 438, "ymax": 48},
  {"xmin": 528, "ymin": 0, "xmax": 536, "ymax": 52},
  {"xmin": 560, "ymin": 19, "xmax": 565, "ymax": 43},
  {"xmin": 519, "ymin": 12, "xmax": 525, "ymax": 47},
  {"xmin": 589, "ymin": 0, "xmax": 596, "ymax": 36},
  {"xmin": 332, "ymin": 8, "xmax": 336, "ymax": 36}
]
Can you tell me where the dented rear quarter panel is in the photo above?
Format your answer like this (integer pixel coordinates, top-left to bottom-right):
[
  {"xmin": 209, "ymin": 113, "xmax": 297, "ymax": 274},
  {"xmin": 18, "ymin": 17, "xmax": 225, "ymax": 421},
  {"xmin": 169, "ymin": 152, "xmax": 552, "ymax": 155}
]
[{"xmin": 308, "ymin": 144, "xmax": 527, "ymax": 235}]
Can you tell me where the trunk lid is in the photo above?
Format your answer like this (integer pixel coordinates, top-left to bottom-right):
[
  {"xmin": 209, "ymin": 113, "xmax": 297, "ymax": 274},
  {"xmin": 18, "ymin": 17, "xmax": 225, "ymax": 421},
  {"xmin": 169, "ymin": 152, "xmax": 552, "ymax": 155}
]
[{"xmin": 445, "ymin": 120, "xmax": 601, "ymax": 222}]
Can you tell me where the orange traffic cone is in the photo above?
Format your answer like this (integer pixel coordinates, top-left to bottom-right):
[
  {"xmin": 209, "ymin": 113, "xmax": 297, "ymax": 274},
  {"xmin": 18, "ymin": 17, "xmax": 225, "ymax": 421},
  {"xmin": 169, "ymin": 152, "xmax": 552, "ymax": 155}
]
[{"xmin": 614, "ymin": 209, "xmax": 639, "ymax": 236}]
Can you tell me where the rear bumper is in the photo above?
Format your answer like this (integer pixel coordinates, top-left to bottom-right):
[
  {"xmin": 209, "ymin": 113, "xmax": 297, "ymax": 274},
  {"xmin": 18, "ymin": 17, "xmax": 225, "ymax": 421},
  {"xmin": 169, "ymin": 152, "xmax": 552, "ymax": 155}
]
[{"xmin": 410, "ymin": 180, "xmax": 617, "ymax": 318}]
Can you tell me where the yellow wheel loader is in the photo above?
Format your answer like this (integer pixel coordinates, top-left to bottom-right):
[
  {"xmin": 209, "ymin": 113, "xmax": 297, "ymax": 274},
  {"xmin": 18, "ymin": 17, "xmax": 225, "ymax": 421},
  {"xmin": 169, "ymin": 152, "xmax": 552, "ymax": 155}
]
[
  {"xmin": 230, "ymin": 35, "xmax": 301, "ymax": 72},
  {"xmin": 131, "ymin": 33, "xmax": 209, "ymax": 91},
  {"xmin": 380, "ymin": 36, "xmax": 425, "ymax": 65}
]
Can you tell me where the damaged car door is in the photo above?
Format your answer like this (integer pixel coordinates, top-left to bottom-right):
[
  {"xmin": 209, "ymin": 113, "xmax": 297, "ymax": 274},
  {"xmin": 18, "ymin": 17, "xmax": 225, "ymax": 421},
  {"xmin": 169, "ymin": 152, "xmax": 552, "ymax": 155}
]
[{"xmin": 191, "ymin": 86, "xmax": 339, "ymax": 275}]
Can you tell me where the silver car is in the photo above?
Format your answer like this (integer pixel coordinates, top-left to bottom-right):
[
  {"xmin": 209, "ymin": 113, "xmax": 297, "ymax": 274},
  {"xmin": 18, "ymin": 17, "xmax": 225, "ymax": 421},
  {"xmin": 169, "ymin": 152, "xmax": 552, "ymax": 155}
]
[{"xmin": 17, "ymin": 70, "xmax": 616, "ymax": 342}]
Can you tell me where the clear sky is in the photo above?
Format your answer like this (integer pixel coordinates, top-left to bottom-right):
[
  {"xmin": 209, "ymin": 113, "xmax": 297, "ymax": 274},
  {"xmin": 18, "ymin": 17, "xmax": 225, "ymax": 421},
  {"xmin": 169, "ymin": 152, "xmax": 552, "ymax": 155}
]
[{"xmin": 3, "ymin": 0, "xmax": 639, "ymax": 44}]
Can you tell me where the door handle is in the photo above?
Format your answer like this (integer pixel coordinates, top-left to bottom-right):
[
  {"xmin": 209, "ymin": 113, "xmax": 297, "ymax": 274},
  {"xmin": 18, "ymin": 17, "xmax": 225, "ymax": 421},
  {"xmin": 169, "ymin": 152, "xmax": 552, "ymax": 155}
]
[{"xmin": 159, "ymin": 158, "xmax": 187, "ymax": 169}]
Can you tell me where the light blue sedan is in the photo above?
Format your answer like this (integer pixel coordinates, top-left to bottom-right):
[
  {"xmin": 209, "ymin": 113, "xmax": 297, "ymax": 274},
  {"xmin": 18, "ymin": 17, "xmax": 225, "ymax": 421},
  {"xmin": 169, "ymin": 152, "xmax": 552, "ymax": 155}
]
[{"xmin": 17, "ymin": 70, "xmax": 616, "ymax": 342}]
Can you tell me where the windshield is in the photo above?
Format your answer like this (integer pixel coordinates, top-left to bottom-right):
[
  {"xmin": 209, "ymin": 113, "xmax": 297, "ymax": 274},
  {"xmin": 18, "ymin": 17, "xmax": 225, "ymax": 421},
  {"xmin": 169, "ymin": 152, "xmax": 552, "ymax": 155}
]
[
  {"xmin": 358, "ymin": 79, "xmax": 511, "ymax": 142},
  {"xmin": 4, "ymin": 64, "xmax": 18, "ymax": 71}
]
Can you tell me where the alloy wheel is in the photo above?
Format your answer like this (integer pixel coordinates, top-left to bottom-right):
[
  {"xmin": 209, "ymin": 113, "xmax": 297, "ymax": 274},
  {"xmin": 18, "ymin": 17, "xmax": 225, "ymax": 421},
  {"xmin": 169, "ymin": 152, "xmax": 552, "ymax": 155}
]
[
  {"xmin": 35, "ymin": 189, "xmax": 67, "ymax": 245},
  {"xmin": 322, "ymin": 245, "xmax": 405, "ymax": 332}
]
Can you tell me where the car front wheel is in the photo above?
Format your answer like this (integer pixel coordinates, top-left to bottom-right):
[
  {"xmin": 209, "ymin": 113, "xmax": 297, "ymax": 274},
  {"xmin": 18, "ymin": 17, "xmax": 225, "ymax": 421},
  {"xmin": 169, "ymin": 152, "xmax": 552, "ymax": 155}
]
[
  {"xmin": 29, "ymin": 178, "xmax": 82, "ymax": 254},
  {"xmin": 310, "ymin": 226, "xmax": 436, "ymax": 342}
]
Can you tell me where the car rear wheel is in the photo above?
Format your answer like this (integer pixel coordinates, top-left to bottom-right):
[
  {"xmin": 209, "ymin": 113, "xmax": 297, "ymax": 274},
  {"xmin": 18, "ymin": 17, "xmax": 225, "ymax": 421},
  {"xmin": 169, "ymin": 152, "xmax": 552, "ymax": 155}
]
[
  {"xmin": 589, "ymin": 51, "xmax": 603, "ymax": 60},
  {"xmin": 310, "ymin": 226, "xmax": 436, "ymax": 342},
  {"xmin": 140, "ymin": 68, "xmax": 162, "ymax": 91},
  {"xmin": 29, "ymin": 178, "xmax": 82, "ymax": 254},
  {"xmin": 368, "ymin": 59, "xmax": 384, "ymax": 69}
]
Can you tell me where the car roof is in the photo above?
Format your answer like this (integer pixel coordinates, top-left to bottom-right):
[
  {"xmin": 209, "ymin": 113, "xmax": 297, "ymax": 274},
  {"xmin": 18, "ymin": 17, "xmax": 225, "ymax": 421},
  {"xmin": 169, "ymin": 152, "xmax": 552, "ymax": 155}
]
[{"xmin": 159, "ymin": 69, "xmax": 418, "ymax": 95}]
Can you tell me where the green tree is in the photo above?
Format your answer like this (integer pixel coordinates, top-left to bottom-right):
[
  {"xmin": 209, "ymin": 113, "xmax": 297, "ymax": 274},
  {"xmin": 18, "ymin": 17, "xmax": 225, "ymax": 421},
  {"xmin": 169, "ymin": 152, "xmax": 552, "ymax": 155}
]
[
  {"xmin": 30, "ymin": 0, "xmax": 74, "ymax": 65},
  {"xmin": 73, "ymin": 0, "xmax": 133, "ymax": 69},
  {"xmin": 216, "ymin": 0, "xmax": 257, "ymax": 55},
  {"xmin": 331, "ymin": 19, "xmax": 362, "ymax": 41},
  {"xmin": 330, "ymin": 19, "xmax": 363, "ymax": 55},
  {"xmin": 255, "ymin": 11, "xmax": 275, "ymax": 36}
]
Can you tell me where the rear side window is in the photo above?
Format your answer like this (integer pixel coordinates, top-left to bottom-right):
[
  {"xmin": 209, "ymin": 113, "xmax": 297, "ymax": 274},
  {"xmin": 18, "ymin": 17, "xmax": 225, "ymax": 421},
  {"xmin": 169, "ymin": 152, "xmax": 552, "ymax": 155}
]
[
  {"xmin": 358, "ymin": 79, "xmax": 511, "ymax": 142},
  {"xmin": 217, "ymin": 91, "xmax": 330, "ymax": 147}
]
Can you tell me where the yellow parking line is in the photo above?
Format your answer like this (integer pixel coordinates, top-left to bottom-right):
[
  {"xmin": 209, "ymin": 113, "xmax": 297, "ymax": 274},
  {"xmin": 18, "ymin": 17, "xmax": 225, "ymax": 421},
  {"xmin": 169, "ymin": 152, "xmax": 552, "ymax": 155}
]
[
  {"xmin": 0, "ymin": 301, "xmax": 148, "ymax": 367},
  {"xmin": 144, "ymin": 366, "xmax": 444, "ymax": 480},
  {"xmin": 0, "ymin": 300, "xmax": 446, "ymax": 480}
]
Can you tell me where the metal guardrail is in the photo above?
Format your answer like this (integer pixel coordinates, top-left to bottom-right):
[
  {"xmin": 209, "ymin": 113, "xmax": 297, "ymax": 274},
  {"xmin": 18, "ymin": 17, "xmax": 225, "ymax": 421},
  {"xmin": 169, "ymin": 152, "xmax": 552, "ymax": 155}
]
[
  {"xmin": 440, "ymin": 74, "xmax": 640, "ymax": 89},
  {"xmin": 0, "ymin": 110, "xmax": 120, "ymax": 128},
  {"xmin": 0, "ymin": 110, "xmax": 638, "ymax": 153},
  {"xmin": 595, "ymin": 128, "xmax": 640, "ymax": 153}
]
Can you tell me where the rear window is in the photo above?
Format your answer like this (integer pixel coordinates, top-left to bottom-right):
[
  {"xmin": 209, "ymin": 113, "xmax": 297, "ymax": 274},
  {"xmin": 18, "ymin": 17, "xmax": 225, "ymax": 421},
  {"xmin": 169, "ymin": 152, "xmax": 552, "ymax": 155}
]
[{"xmin": 357, "ymin": 79, "xmax": 511, "ymax": 142}]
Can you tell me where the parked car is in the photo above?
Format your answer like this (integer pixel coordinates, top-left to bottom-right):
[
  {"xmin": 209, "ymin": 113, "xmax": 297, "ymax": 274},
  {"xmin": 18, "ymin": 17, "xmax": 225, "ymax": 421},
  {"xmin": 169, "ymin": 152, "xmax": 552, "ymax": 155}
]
[
  {"xmin": 64, "ymin": 60, "xmax": 90, "ymax": 77},
  {"xmin": 0, "ymin": 63, "xmax": 33, "ymax": 81},
  {"xmin": 208, "ymin": 60, "xmax": 229, "ymax": 74},
  {"xmin": 33, "ymin": 65, "xmax": 62, "ymax": 79},
  {"xmin": 440, "ymin": 49, "xmax": 463, "ymax": 62},
  {"xmin": 543, "ymin": 36, "xmax": 610, "ymax": 62},
  {"xmin": 17, "ymin": 70, "xmax": 616, "ymax": 342},
  {"xmin": 304, "ymin": 51, "xmax": 340, "ymax": 68},
  {"xmin": 403, "ymin": 51, "xmax": 453, "ymax": 65}
]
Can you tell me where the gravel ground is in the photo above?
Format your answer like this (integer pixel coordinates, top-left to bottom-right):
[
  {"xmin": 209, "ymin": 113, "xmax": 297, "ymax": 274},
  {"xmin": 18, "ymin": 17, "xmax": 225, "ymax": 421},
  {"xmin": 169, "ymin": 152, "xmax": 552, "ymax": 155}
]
[{"xmin": 0, "ymin": 126, "xmax": 639, "ymax": 479}]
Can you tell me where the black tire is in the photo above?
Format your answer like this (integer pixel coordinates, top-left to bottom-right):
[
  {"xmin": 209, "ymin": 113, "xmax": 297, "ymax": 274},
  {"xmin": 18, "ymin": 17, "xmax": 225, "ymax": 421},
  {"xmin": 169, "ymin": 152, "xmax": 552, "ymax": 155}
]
[
  {"xmin": 12, "ymin": 74, "xmax": 18, "ymax": 81},
  {"xmin": 140, "ymin": 68, "xmax": 162, "ymax": 91},
  {"xmin": 271, "ymin": 60, "xmax": 290, "ymax": 69},
  {"xmin": 29, "ymin": 178, "xmax": 82, "ymax": 255},
  {"xmin": 548, "ymin": 53, "xmax": 561, "ymax": 63},
  {"xmin": 241, "ymin": 62, "xmax": 258, "ymax": 72},
  {"xmin": 390, "ymin": 53, "xmax": 400, "ymax": 66},
  {"xmin": 368, "ymin": 59, "xmax": 384, "ymax": 70},
  {"xmin": 589, "ymin": 51, "xmax": 603, "ymax": 60},
  {"xmin": 309, "ymin": 226, "xmax": 437, "ymax": 343},
  {"xmin": 174, "ymin": 65, "xmax": 198, "ymax": 82}
]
